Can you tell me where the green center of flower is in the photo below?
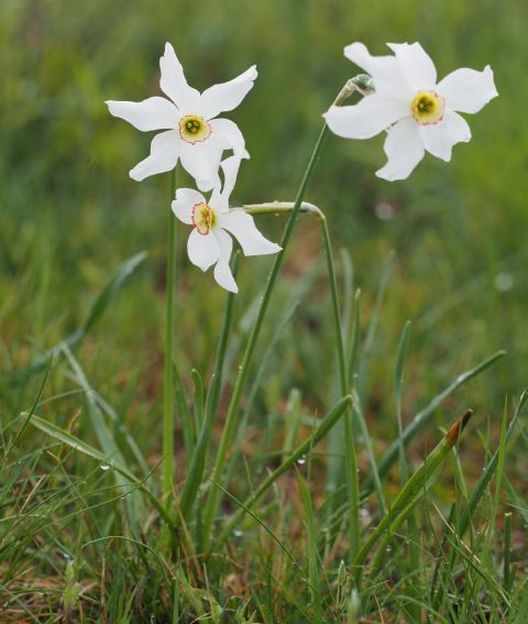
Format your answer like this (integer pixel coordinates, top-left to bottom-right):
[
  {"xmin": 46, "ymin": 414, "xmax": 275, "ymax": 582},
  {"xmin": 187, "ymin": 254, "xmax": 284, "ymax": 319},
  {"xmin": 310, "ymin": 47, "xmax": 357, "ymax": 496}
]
[
  {"xmin": 179, "ymin": 114, "xmax": 211, "ymax": 144},
  {"xmin": 411, "ymin": 90, "xmax": 445, "ymax": 125},
  {"xmin": 192, "ymin": 202, "xmax": 216, "ymax": 235}
]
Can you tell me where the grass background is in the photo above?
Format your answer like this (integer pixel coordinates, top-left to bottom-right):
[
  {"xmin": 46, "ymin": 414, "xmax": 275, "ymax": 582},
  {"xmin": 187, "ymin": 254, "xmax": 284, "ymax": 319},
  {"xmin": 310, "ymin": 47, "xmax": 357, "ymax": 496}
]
[{"xmin": 1, "ymin": 0, "xmax": 528, "ymax": 621}]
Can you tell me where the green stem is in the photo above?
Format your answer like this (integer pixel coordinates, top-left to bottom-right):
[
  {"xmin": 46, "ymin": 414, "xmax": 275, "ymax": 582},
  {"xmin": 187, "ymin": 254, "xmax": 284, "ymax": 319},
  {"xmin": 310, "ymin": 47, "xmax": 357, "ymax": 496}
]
[
  {"xmin": 201, "ymin": 123, "xmax": 328, "ymax": 546},
  {"xmin": 179, "ymin": 254, "xmax": 239, "ymax": 520},
  {"xmin": 321, "ymin": 218, "xmax": 360, "ymax": 564},
  {"xmin": 163, "ymin": 171, "xmax": 177, "ymax": 502}
]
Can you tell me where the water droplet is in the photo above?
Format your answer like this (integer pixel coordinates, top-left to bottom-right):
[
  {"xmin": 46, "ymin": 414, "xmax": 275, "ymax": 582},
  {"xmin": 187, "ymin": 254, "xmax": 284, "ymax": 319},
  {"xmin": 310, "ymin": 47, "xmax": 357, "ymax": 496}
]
[
  {"xmin": 232, "ymin": 529, "xmax": 243, "ymax": 538},
  {"xmin": 100, "ymin": 464, "xmax": 111, "ymax": 471},
  {"xmin": 494, "ymin": 272, "xmax": 514, "ymax": 293},
  {"xmin": 375, "ymin": 201, "xmax": 396, "ymax": 220},
  {"xmin": 297, "ymin": 455, "xmax": 306, "ymax": 465}
]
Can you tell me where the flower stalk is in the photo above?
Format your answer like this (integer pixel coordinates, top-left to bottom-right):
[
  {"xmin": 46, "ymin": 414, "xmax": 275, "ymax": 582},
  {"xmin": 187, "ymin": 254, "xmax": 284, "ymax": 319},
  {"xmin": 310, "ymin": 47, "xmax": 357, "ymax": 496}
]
[
  {"xmin": 321, "ymin": 217, "xmax": 361, "ymax": 564},
  {"xmin": 162, "ymin": 169, "xmax": 178, "ymax": 502},
  {"xmin": 201, "ymin": 121, "xmax": 329, "ymax": 547}
]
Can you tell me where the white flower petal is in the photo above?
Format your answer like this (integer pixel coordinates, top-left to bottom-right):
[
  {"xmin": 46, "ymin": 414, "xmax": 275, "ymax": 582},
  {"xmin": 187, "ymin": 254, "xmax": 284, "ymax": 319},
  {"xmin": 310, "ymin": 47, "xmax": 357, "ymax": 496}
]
[
  {"xmin": 187, "ymin": 228, "xmax": 220, "ymax": 271},
  {"xmin": 181, "ymin": 119, "xmax": 248, "ymax": 192},
  {"xmin": 213, "ymin": 230, "xmax": 238, "ymax": 293},
  {"xmin": 210, "ymin": 155, "xmax": 244, "ymax": 213},
  {"xmin": 200, "ymin": 65, "xmax": 258, "ymax": 119},
  {"xmin": 209, "ymin": 118, "xmax": 249, "ymax": 158},
  {"xmin": 159, "ymin": 42, "xmax": 201, "ymax": 113},
  {"xmin": 344, "ymin": 42, "xmax": 409, "ymax": 98},
  {"xmin": 437, "ymin": 65, "xmax": 498, "ymax": 114},
  {"xmin": 129, "ymin": 130, "xmax": 181, "ymax": 181},
  {"xmin": 324, "ymin": 94, "xmax": 408, "ymax": 140},
  {"xmin": 218, "ymin": 210, "xmax": 282, "ymax": 257},
  {"xmin": 106, "ymin": 97, "xmax": 180, "ymax": 132},
  {"xmin": 376, "ymin": 117, "xmax": 425, "ymax": 181},
  {"xmin": 388, "ymin": 42, "xmax": 437, "ymax": 90},
  {"xmin": 171, "ymin": 188, "xmax": 206, "ymax": 224},
  {"xmin": 179, "ymin": 141, "xmax": 222, "ymax": 192},
  {"xmin": 419, "ymin": 112, "xmax": 471, "ymax": 161}
]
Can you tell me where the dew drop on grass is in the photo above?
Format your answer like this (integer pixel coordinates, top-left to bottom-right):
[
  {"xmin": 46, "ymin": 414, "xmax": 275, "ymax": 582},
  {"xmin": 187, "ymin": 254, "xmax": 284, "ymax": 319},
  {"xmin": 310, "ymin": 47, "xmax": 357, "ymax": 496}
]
[
  {"xmin": 232, "ymin": 529, "xmax": 243, "ymax": 538},
  {"xmin": 297, "ymin": 455, "xmax": 306, "ymax": 465},
  {"xmin": 494, "ymin": 272, "xmax": 514, "ymax": 292},
  {"xmin": 375, "ymin": 201, "xmax": 395, "ymax": 220},
  {"xmin": 100, "ymin": 464, "xmax": 111, "ymax": 471}
]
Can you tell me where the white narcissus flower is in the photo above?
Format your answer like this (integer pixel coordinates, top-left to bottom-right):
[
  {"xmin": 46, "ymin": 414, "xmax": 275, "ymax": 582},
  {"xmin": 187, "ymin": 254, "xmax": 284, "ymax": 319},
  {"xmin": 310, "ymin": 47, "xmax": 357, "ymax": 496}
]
[
  {"xmin": 171, "ymin": 156, "xmax": 281, "ymax": 293},
  {"xmin": 106, "ymin": 43, "xmax": 257, "ymax": 191},
  {"xmin": 324, "ymin": 42, "xmax": 498, "ymax": 181}
]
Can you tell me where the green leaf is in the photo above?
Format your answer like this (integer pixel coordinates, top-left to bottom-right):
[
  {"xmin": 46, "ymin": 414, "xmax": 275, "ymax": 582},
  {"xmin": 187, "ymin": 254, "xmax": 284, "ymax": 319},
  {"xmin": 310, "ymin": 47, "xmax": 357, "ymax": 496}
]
[{"xmin": 12, "ymin": 251, "xmax": 147, "ymax": 381}]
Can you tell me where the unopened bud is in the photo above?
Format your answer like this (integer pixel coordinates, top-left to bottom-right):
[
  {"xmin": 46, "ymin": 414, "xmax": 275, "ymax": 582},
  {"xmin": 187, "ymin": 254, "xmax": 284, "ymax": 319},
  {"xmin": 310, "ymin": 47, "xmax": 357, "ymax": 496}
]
[
  {"xmin": 334, "ymin": 74, "xmax": 375, "ymax": 106},
  {"xmin": 351, "ymin": 73, "xmax": 375, "ymax": 94}
]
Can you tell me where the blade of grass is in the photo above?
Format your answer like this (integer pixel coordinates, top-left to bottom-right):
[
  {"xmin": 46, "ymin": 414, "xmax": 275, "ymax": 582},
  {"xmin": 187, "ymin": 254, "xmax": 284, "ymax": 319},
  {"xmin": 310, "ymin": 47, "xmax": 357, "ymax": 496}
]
[
  {"xmin": 62, "ymin": 347, "xmax": 145, "ymax": 540},
  {"xmin": 354, "ymin": 409, "xmax": 474, "ymax": 577},
  {"xmin": 367, "ymin": 350, "xmax": 506, "ymax": 493},
  {"xmin": 25, "ymin": 413, "xmax": 175, "ymax": 530},
  {"xmin": 297, "ymin": 470, "xmax": 322, "ymax": 621},
  {"xmin": 211, "ymin": 394, "xmax": 351, "ymax": 550},
  {"xmin": 456, "ymin": 388, "xmax": 527, "ymax": 538},
  {"xmin": 11, "ymin": 251, "xmax": 147, "ymax": 381},
  {"xmin": 503, "ymin": 511, "xmax": 513, "ymax": 593},
  {"xmin": 393, "ymin": 321, "xmax": 420, "ymax": 620}
]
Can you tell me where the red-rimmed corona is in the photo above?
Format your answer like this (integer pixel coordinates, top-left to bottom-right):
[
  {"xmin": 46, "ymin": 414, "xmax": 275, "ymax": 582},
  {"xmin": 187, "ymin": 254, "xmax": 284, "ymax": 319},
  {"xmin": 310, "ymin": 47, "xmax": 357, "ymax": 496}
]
[
  {"xmin": 192, "ymin": 202, "xmax": 216, "ymax": 235},
  {"xmin": 411, "ymin": 90, "xmax": 445, "ymax": 125},
  {"xmin": 179, "ymin": 115, "xmax": 212, "ymax": 144}
]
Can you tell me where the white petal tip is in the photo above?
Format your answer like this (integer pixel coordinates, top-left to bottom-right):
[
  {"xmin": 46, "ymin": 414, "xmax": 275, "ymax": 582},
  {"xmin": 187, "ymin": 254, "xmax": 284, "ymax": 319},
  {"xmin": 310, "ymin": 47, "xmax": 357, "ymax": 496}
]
[
  {"xmin": 245, "ymin": 242, "xmax": 282, "ymax": 257},
  {"xmin": 196, "ymin": 179, "xmax": 215, "ymax": 192},
  {"xmin": 343, "ymin": 41, "xmax": 366, "ymax": 60},
  {"xmin": 129, "ymin": 169, "xmax": 144, "ymax": 182},
  {"xmin": 484, "ymin": 65, "xmax": 499, "ymax": 98},
  {"xmin": 375, "ymin": 168, "xmax": 406, "ymax": 182}
]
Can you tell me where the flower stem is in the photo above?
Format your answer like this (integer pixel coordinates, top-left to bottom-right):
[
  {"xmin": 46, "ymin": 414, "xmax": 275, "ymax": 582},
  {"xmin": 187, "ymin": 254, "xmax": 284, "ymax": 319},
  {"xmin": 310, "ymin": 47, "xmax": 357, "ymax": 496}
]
[
  {"xmin": 201, "ymin": 123, "xmax": 328, "ymax": 547},
  {"xmin": 179, "ymin": 253, "xmax": 239, "ymax": 520},
  {"xmin": 163, "ymin": 170, "xmax": 177, "ymax": 502},
  {"xmin": 320, "ymin": 218, "xmax": 360, "ymax": 565}
]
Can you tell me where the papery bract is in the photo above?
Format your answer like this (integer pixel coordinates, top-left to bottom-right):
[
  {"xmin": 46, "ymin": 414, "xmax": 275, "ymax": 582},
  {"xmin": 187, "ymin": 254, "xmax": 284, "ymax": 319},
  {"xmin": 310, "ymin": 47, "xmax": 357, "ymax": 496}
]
[
  {"xmin": 171, "ymin": 156, "xmax": 281, "ymax": 293},
  {"xmin": 107, "ymin": 43, "xmax": 257, "ymax": 191},
  {"xmin": 324, "ymin": 42, "xmax": 498, "ymax": 181}
]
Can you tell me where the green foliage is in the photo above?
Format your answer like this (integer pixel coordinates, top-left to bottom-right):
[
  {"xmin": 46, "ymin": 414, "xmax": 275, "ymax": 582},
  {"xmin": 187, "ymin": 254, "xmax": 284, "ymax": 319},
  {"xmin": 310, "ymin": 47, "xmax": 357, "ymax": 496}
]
[{"xmin": 2, "ymin": 0, "xmax": 528, "ymax": 622}]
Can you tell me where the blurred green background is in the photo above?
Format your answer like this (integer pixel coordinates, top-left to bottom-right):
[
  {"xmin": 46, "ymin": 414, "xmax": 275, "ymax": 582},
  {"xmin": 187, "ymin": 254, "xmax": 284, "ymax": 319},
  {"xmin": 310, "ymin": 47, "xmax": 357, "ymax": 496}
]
[{"xmin": 1, "ymin": 0, "xmax": 527, "ymax": 448}]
